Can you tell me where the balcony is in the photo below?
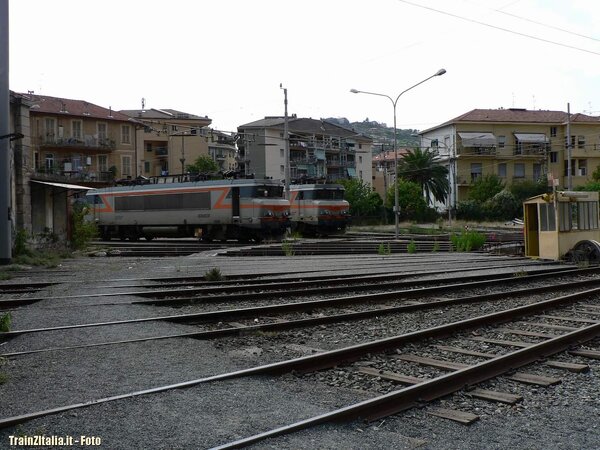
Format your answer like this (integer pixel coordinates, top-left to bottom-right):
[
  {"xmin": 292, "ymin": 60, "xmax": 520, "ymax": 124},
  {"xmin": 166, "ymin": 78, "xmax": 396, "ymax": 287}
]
[
  {"xmin": 456, "ymin": 146, "xmax": 497, "ymax": 157},
  {"xmin": 33, "ymin": 168, "xmax": 114, "ymax": 184},
  {"xmin": 155, "ymin": 147, "xmax": 168, "ymax": 157},
  {"xmin": 37, "ymin": 134, "xmax": 116, "ymax": 151}
]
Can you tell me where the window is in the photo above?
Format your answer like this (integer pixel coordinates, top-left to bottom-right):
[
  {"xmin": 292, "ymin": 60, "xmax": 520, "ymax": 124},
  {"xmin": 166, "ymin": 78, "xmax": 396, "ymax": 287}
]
[
  {"xmin": 33, "ymin": 152, "xmax": 39, "ymax": 170},
  {"xmin": 359, "ymin": 170, "xmax": 363, "ymax": 179},
  {"xmin": 280, "ymin": 165, "xmax": 285, "ymax": 175},
  {"xmin": 577, "ymin": 202, "xmax": 599, "ymax": 230},
  {"xmin": 564, "ymin": 161, "xmax": 575, "ymax": 176},
  {"xmin": 498, "ymin": 136, "xmax": 506, "ymax": 148},
  {"xmin": 146, "ymin": 143, "xmax": 153, "ymax": 152},
  {"xmin": 45, "ymin": 153, "xmax": 54, "ymax": 170},
  {"xmin": 559, "ymin": 202, "xmax": 572, "ymax": 231},
  {"xmin": 497, "ymin": 163, "xmax": 507, "ymax": 178},
  {"xmin": 533, "ymin": 163, "xmax": 542, "ymax": 181},
  {"xmin": 578, "ymin": 159, "xmax": 587, "ymax": 176},
  {"xmin": 550, "ymin": 126, "xmax": 557, "ymax": 138},
  {"xmin": 121, "ymin": 125, "xmax": 131, "ymax": 144},
  {"xmin": 72, "ymin": 120, "xmax": 82, "ymax": 140},
  {"xmin": 578, "ymin": 135, "xmax": 586, "ymax": 149},
  {"xmin": 539, "ymin": 203, "xmax": 556, "ymax": 231},
  {"xmin": 98, "ymin": 155, "xmax": 108, "ymax": 172},
  {"xmin": 359, "ymin": 156, "xmax": 363, "ymax": 164},
  {"xmin": 44, "ymin": 118, "xmax": 56, "ymax": 142},
  {"xmin": 565, "ymin": 135, "xmax": 575, "ymax": 148},
  {"xmin": 280, "ymin": 149, "xmax": 284, "ymax": 158},
  {"xmin": 144, "ymin": 161, "xmax": 150, "ymax": 174},
  {"xmin": 550, "ymin": 151, "xmax": 558, "ymax": 163},
  {"xmin": 122, "ymin": 156, "xmax": 132, "ymax": 176},
  {"xmin": 97, "ymin": 123, "xmax": 107, "ymax": 142},
  {"xmin": 171, "ymin": 125, "xmax": 178, "ymax": 132},
  {"xmin": 470, "ymin": 163, "xmax": 482, "ymax": 182},
  {"xmin": 514, "ymin": 163, "xmax": 525, "ymax": 178}
]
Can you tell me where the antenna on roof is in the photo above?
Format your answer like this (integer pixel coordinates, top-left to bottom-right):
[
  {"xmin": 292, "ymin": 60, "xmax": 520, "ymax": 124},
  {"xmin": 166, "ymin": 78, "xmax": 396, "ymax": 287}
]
[{"xmin": 141, "ymin": 98, "xmax": 146, "ymax": 111}]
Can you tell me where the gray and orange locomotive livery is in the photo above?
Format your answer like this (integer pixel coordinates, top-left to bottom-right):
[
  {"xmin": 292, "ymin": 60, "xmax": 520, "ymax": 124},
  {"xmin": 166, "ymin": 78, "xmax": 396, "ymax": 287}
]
[{"xmin": 85, "ymin": 178, "xmax": 290, "ymax": 242}]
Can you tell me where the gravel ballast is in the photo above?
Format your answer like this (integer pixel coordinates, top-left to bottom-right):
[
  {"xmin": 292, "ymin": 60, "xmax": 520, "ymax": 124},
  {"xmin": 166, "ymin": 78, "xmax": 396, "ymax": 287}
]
[{"xmin": 0, "ymin": 252, "xmax": 598, "ymax": 449}]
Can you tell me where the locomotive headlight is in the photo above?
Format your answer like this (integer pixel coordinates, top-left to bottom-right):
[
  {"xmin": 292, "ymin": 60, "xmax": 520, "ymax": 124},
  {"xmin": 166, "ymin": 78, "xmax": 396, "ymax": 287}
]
[
  {"xmin": 319, "ymin": 209, "xmax": 330, "ymax": 215},
  {"xmin": 263, "ymin": 210, "xmax": 274, "ymax": 217}
]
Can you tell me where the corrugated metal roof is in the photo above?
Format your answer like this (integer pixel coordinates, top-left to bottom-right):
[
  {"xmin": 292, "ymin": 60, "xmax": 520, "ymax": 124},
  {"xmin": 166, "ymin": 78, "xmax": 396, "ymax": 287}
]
[{"xmin": 31, "ymin": 180, "xmax": 94, "ymax": 190}]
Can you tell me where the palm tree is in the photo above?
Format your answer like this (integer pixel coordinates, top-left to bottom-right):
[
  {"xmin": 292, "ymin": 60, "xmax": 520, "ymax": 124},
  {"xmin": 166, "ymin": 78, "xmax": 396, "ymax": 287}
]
[{"xmin": 397, "ymin": 147, "xmax": 449, "ymax": 204}]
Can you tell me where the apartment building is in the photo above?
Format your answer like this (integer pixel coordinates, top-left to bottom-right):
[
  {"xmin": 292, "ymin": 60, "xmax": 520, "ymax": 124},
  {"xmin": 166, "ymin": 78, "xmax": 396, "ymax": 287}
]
[
  {"xmin": 419, "ymin": 108, "xmax": 600, "ymax": 210},
  {"xmin": 119, "ymin": 108, "xmax": 212, "ymax": 177},
  {"xmin": 237, "ymin": 116, "xmax": 373, "ymax": 185}
]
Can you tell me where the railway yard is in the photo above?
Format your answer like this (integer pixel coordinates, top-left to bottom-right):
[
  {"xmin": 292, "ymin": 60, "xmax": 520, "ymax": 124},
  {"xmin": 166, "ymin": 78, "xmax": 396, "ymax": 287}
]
[{"xmin": 0, "ymin": 236, "xmax": 599, "ymax": 449}]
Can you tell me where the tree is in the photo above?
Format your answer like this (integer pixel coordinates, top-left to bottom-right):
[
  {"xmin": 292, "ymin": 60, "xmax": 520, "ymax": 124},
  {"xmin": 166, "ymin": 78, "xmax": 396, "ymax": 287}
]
[
  {"xmin": 385, "ymin": 179, "xmax": 432, "ymax": 221},
  {"xmin": 397, "ymin": 148, "xmax": 449, "ymax": 204},
  {"xmin": 468, "ymin": 174, "xmax": 504, "ymax": 203},
  {"xmin": 186, "ymin": 155, "xmax": 219, "ymax": 174},
  {"xmin": 337, "ymin": 178, "xmax": 382, "ymax": 217}
]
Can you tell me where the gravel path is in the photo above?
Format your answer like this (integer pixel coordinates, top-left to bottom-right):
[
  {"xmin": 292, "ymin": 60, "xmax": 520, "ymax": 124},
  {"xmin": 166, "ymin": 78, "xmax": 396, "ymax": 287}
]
[{"xmin": 0, "ymin": 252, "xmax": 598, "ymax": 450}]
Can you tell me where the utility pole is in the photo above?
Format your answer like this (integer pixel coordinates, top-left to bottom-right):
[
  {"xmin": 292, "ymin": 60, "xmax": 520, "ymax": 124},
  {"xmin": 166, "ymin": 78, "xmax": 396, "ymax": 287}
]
[
  {"xmin": 567, "ymin": 102, "xmax": 572, "ymax": 190},
  {"xmin": 0, "ymin": 0, "xmax": 12, "ymax": 264},
  {"xmin": 281, "ymin": 84, "xmax": 290, "ymax": 200}
]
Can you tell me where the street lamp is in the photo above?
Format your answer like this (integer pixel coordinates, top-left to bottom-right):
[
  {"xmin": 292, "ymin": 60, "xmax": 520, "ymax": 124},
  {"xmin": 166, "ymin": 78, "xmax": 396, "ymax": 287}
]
[{"xmin": 351, "ymin": 68, "xmax": 446, "ymax": 239}]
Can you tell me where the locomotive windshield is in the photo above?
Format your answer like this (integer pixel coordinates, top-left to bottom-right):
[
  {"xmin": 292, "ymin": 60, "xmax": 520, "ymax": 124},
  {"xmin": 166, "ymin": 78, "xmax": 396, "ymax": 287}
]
[
  {"xmin": 301, "ymin": 189, "xmax": 344, "ymax": 200},
  {"xmin": 239, "ymin": 185, "xmax": 284, "ymax": 198}
]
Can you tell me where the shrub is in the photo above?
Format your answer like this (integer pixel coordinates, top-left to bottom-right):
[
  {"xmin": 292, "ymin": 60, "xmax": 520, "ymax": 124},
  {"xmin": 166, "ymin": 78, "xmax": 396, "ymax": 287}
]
[
  {"xmin": 281, "ymin": 241, "xmax": 295, "ymax": 257},
  {"xmin": 451, "ymin": 229, "xmax": 486, "ymax": 252},
  {"xmin": 377, "ymin": 243, "xmax": 391, "ymax": 256},
  {"xmin": 456, "ymin": 200, "xmax": 484, "ymax": 221},
  {"xmin": 204, "ymin": 267, "xmax": 223, "ymax": 281},
  {"xmin": 0, "ymin": 313, "xmax": 11, "ymax": 332},
  {"xmin": 71, "ymin": 205, "xmax": 98, "ymax": 250},
  {"xmin": 407, "ymin": 240, "xmax": 417, "ymax": 253}
]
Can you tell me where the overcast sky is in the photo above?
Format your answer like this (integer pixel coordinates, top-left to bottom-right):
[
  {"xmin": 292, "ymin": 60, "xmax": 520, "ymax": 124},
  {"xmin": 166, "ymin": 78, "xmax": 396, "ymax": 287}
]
[{"xmin": 8, "ymin": 0, "xmax": 600, "ymax": 133}]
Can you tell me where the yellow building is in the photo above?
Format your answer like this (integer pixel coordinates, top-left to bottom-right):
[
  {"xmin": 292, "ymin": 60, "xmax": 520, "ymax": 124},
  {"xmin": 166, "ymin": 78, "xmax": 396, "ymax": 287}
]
[
  {"xmin": 419, "ymin": 108, "xmax": 600, "ymax": 211},
  {"xmin": 120, "ymin": 108, "xmax": 213, "ymax": 177}
]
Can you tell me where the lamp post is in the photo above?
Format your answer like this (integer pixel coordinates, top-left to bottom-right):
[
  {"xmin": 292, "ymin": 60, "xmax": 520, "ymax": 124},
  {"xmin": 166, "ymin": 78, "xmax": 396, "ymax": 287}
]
[
  {"xmin": 280, "ymin": 84, "xmax": 290, "ymax": 200},
  {"xmin": 351, "ymin": 68, "xmax": 446, "ymax": 239}
]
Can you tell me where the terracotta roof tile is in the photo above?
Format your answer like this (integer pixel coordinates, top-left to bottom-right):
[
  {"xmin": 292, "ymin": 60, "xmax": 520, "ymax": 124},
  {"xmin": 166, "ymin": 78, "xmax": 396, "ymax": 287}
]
[{"xmin": 21, "ymin": 93, "xmax": 132, "ymax": 122}]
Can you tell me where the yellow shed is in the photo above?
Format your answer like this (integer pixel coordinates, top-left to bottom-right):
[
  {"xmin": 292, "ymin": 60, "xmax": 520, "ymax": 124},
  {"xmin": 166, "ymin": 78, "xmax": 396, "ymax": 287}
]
[{"xmin": 523, "ymin": 191, "xmax": 600, "ymax": 261}]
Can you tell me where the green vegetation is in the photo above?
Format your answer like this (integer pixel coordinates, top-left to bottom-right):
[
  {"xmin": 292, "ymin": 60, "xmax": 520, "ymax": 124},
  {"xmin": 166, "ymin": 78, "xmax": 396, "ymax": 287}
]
[
  {"xmin": 457, "ymin": 178, "xmax": 547, "ymax": 221},
  {"xmin": 186, "ymin": 155, "xmax": 219, "ymax": 175},
  {"xmin": 337, "ymin": 178, "xmax": 383, "ymax": 217},
  {"xmin": 385, "ymin": 180, "xmax": 438, "ymax": 222},
  {"xmin": 450, "ymin": 229, "xmax": 486, "ymax": 252},
  {"xmin": 281, "ymin": 240, "xmax": 295, "ymax": 257},
  {"xmin": 12, "ymin": 230, "xmax": 67, "ymax": 267},
  {"xmin": 204, "ymin": 267, "xmax": 223, "ymax": 281},
  {"xmin": 71, "ymin": 204, "xmax": 98, "ymax": 250},
  {"xmin": 432, "ymin": 241, "xmax": 440, "ymax": 252},
  {"xmin": 407, "ymin": 240, "xmax": 417, "ymax": 253},
  {"xmin": 377, "ymin": 242, "xmax": 391, "ymax": 256},
  {"xmin": 398, "ymin": 147, "xmax": 449, "ymax": 204},
  {"xmin": 0, "ymin": 313, "xmax": 11, "ymax": 332}
]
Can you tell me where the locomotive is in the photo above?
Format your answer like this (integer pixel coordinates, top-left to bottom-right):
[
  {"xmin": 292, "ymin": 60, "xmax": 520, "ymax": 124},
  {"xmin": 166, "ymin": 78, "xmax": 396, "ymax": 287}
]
[
  {"xmin": 85, "ymin": 178, "xmax": 290, "ymax": 242},
  {"xmin": 289, "ymin": 183, "xmax": 350, "ymax": 236}
]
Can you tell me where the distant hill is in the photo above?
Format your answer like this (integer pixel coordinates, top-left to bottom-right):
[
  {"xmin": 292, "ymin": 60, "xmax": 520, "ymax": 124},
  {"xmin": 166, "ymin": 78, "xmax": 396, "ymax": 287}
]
[{"xmin": 324, "ymin": 117, "xmax": 420, "ymax": 151}]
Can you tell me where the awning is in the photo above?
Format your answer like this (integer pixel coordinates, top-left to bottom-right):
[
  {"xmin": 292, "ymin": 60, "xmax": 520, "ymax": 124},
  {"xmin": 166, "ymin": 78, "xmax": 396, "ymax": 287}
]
[
  {"xmin": 347, "ymin": 167, "xmax": 356, "ymax": 177},
  {"xmin": 31, "ymin": 180, "xmax": 94, "ymax": 190},
  {"xmin": 514, "ymin": 133, "xmax": 548, "ymax": 143},
  {"xmin": 458, "ymin": 132, "xmax": 497, "ymax": 147}
]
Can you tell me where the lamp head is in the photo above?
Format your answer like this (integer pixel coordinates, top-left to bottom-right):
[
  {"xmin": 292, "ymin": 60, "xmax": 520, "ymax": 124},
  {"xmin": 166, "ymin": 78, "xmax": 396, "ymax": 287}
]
[
  {"xmin": 350, "ymin": 89, "xmax": 360, "ymax": 94},
  {"xmin": 436, "ymin": 68, "xmax": 447, "ymax": 76}
]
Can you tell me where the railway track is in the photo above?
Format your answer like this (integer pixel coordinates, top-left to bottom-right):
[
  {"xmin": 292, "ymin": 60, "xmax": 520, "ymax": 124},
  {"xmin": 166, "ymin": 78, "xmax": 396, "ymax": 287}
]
[
  {"xmin": 1, "ymin": 282, "xmax": 598, "ymax": 448},
  {"xmin": 1, "ymin": 252, "xmax": 597, "ymax": 449}
]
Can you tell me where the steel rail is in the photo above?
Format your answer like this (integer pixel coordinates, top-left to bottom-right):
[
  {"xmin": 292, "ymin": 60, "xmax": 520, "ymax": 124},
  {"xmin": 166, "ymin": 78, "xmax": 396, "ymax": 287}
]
[
  {"xmin": 0, "ymin": 286, "xmax": 597, "ymax": 430},
  {"xmin": 4, "ymin": 275, "xmax": 600, "ymax": 358},
  {"xmin": 0, "ymin": 260, "xmax": 568, "ymax": 310},
  {"xmin": 3, "ymin": 268, "xmax": 600, "ymax": 341},
  {"xmin": 213, "ymin": 321, "xmax": 600, "ymax": 449},
  {"xmin": 1, "ymin": 267, "xmax": 597, "ymax": 340}
]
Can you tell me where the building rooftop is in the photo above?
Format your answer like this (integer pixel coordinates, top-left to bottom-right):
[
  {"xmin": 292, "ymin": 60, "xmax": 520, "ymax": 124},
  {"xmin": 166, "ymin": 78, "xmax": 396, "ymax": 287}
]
[
  {"xmin": 19, "ymin": 93, "xmax": 132, "ymax": 122},
  {"xmin": 120, "ymin": 108, "xmax": 211, "ymax": 123},
  {"xmin": 421, "ymin": 108, "xmax": 600, "ymax": 133}
]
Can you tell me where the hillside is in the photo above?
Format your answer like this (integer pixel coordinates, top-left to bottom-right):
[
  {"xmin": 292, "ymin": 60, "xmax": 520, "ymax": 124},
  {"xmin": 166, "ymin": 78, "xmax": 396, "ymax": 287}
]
[{"xmin": 325, "ymin": 117, "xmax": 420, "ymax": 150}]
